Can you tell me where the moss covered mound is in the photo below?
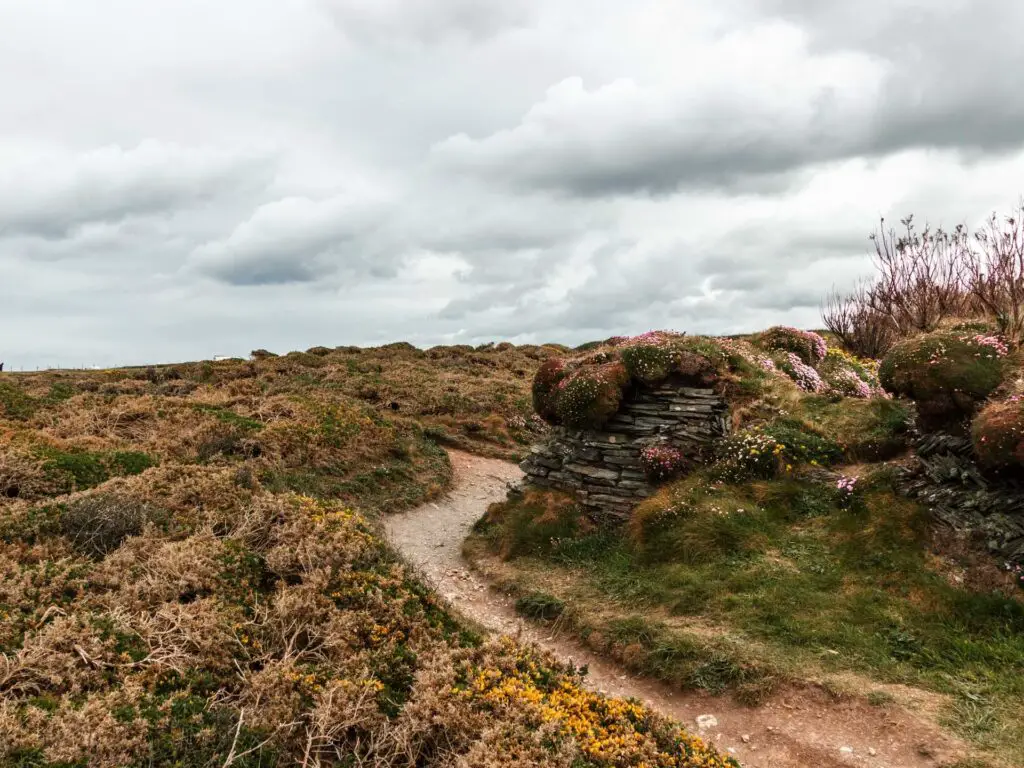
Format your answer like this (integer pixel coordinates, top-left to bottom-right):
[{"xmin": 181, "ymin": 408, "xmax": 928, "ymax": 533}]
[
  {"xmin": 879, "ymin": 330, "xmax": 1009, "ymax": 426},
  {"xmin": 532, "ymin": 332, "xmax": 759, "ymax": 430},
  {"xmin": 972, "ymin": 396, "xmax": 1024, "ymax": 471}
]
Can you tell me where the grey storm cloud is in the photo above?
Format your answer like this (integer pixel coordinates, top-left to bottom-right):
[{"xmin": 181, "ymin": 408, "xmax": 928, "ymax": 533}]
[
  {"xmin": 188, "ymin": 195, "xmax": 395, "ymax": 286},
  {"xmin": 431, "ymin": 1, "xmax": 1024, "ymax": 197},
  {"xmin": 430, "ymin": 75, "xmax": 874, "ymax": 196},
  {"xmin": 0, "ymin": 141, "xmax": 274, "ymax": 240},
  {"xmin": 756, "ymin": 1, "xmax": 1024, "ymax": 154},
  {"xmin": 3, "ymin": 0, "xmax": 1024, "ymax": 369}
]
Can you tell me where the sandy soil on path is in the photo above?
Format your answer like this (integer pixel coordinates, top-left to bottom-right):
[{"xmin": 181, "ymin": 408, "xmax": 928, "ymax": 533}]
[{"xmin": 384, "ymin": 451, "xmax": 969, "ymax": 768}]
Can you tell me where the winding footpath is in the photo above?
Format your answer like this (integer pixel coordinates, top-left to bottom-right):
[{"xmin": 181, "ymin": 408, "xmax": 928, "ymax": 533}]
[{"xmin": 385, "ymin": 451, "xmax": 967, "ymax": 768}]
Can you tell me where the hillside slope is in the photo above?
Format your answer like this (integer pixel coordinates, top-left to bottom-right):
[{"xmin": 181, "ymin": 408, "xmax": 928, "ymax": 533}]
[{"xmin": 0, "ymin": 344, "xmax": 737, "ymax": 767}]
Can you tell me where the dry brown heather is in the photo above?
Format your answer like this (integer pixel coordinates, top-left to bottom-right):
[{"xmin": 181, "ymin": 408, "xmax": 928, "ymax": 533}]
[{"xmin": 0, "ymin": 343, "xmax": 738, "ymax": 768}]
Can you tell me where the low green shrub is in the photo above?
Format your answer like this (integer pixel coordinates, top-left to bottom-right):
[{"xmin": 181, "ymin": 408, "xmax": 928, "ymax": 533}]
[
  {"xmin": 795, "ymin": 396, "xmax": 912, "ymax": 461},
  {"xmin": 879, "ymin": 330, "xmax": 1008, "ymax": 427},
  {"xmin": 32, "ymin": 446, "xmax": 160, "ymax": 494},
  {"xmin": 515, "ymin": 591, "xmax": 566, "ymax": 620},
  {"xmin": 40, "ymin": 447, "xmax": 109, "ymax": 491},
  {"xmin": 108, "ymin": 451, "xmax": 159, "ymax": 476}
]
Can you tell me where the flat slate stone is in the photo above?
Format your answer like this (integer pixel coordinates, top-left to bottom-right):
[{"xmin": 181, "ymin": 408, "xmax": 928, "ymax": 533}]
[{"xmin": 564, "ymin": 463, "xmax": 619, "ymax": 481}]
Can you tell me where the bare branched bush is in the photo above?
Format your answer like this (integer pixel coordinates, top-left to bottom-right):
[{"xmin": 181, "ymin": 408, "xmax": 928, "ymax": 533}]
[
  {"xmin": 824, "ymin": 204, "xmax": 1024, "ymax": 355},
  {"xmin": 822, "ymin": 281, "xmax": 898, "ymax": 358},
  {"xmin": 59, "ymin": 493, "xmax": 163, "ymax": 558},
  {"xmin": 968, "ymin": 202, "xmax": 1024, "ymax": 347},
  {"xmin": 868, "ymin": 216, "xmax": 970, "ymax": 335}
]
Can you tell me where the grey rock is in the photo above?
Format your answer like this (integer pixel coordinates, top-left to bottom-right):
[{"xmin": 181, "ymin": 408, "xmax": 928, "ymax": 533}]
[{"xmin": 564, "ymin": 463, "xmax": 620, "ymax": 481}]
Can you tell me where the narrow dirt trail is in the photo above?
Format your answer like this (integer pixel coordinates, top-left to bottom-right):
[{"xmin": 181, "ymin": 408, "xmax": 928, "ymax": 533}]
[{"xmin": 385, "ymin": 451, "xmax": 968, "ymax": 768}]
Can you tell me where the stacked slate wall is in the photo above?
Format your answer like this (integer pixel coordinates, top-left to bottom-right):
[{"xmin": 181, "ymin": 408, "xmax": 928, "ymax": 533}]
[
  {"xmin": 901, "ymin": 432, "xmax": 1024, "ymax": 562},
  {"xmin": 520, "ymin": 378, "xmax": 729, "ymax": 522}
]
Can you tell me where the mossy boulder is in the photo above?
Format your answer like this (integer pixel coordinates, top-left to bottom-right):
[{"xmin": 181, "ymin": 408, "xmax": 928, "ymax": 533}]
[
  {"xmin": 879, "ymin": 330, "xmax": 1009, "ymax": 427},
  {"xmin": 972, "ymin": 397, "xmax": 1024, "ymax": 472},
  {"xmin": 758, "ymin": 326, "xmax": 828, "ymax": 366}
]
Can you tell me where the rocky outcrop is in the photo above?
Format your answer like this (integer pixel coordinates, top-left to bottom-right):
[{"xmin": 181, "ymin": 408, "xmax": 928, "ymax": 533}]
[
  {"xmin": 900, "ymin": 432, "xmax": 1024, "ymax": 562},
  {"xmin": 519, "ymin": 379, "xmax": 729, "ymax": 523}
]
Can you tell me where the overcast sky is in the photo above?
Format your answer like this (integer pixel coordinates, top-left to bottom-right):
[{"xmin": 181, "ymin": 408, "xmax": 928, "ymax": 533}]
[{"xmin": 3, "ymin": 0, "xmax": 1024, "ymax": 368}]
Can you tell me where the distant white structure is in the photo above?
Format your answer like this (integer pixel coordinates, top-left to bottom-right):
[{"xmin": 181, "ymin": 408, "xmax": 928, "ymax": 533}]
[{"xmin": 212, "ymin": 355, "xmax": 231, "ymax": 362}]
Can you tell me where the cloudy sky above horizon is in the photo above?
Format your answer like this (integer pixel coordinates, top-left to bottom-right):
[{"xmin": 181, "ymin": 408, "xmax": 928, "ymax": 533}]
[{"xmin": 3, "ymin": 0, "xmax": 1024, "ymax": 369}]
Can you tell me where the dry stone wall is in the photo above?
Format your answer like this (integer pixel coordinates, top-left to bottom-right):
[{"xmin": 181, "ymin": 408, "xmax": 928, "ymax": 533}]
[
  {"xmin": 520, "ymin": 379, "xmax": 729, "ymax": 522},
  {"xmin": 900, "ymin": 432, "xmax": 1024, "ymax": 562}
]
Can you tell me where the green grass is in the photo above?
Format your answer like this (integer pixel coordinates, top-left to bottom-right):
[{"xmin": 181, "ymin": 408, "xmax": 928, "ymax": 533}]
[
  {"xmin": 191, "ymin": 403, "xmax": 265, "ymax": 432},
  {"xmin": 34, "ymin": 446, "xmax": 159, "ymax": 493},
  {"xmin": 474, "ymin": 472, "xmax": 1024, "ymax": 761},
  {"xmin": 259, "ymin": 435, "xmax": 451, "ymax": 514},
  {"xmin": 793, "ymin": 396, "xmax": 912, "ymax": 460},
  {"xmin": 515, "ymin": 590, "xmax": 566, "ymax": 621}
]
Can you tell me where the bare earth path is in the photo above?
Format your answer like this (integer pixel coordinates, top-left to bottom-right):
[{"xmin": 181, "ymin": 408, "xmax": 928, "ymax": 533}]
[{"xmin": 385, "ymin": 451, "xmax": 968, "ymax": 768}]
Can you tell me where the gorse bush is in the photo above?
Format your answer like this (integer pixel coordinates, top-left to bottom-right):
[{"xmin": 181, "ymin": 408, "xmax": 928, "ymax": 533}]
[
  {"xmin": 58, "ymin": 493, "xmax": 165, "ymax": 557},
  {"xmin": 515, "ymin": 590, "xmax": 566, "ymax": 620},
  {"xmin": 477, "ymin": 490, "xmax": 587, "ymax": 559},
  {"xmin": 532, "ymin": 358, "xmax": 567, "ymax": 422},
  {"xmin": 879, "ymin": 329, "xmax": 1009, "ymax": 427}
]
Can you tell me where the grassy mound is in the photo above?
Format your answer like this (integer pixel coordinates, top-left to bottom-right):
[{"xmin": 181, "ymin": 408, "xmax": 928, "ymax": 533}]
[
  {"xmin": 879, "ymin": 330, "xmax": 1010, "ymax": 428},
  {"xmin": 972, "ymin": 395, "xmax": 1024, "ymax": 472}
]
